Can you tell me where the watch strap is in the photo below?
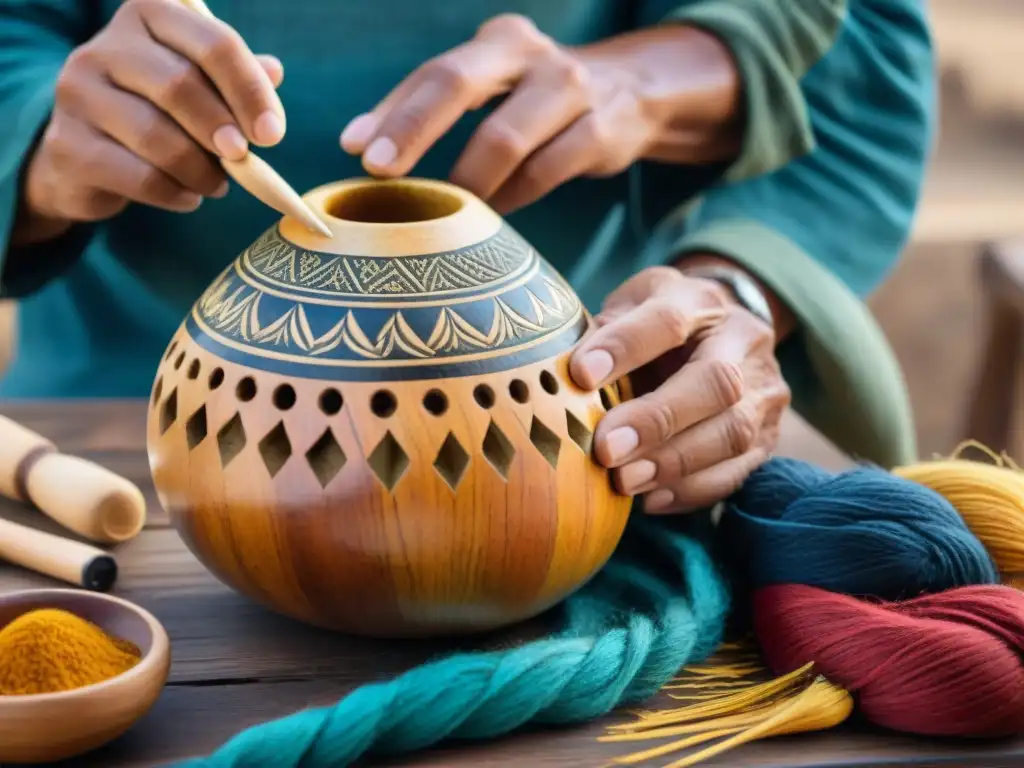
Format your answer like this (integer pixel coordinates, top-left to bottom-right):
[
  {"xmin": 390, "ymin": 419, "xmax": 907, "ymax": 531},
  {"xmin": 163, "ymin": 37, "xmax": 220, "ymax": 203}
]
[{"xmin": 681, "ymin": 264, "xmax": 775, "ymax": 329}]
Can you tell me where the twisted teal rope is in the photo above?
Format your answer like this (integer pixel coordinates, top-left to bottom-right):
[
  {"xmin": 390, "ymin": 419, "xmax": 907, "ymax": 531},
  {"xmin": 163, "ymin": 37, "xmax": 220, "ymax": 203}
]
[{"xmin": 179, "ymin": 517, "xmax": 729, "ymax": 767}]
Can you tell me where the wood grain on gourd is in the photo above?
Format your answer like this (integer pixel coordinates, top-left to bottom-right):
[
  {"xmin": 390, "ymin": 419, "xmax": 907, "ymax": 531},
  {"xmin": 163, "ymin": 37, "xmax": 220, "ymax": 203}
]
[{"xmin": 146, "ymin": 178, "xmax": 632, "ymax": 637}]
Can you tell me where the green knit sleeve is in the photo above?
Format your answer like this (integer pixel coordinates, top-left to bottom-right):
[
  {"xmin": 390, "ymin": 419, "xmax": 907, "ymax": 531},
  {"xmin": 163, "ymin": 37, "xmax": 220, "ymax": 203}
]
[
  {"xmin": 0, "ymin": 2, "xmax": 96, "ymax": 299},
  {"xmin": 640, "ymin": 0, "xmax": 935, "ymax": 467},
  {"xmin": 637, "ymin": 0, "xmax": 847, "ymax": 182}
]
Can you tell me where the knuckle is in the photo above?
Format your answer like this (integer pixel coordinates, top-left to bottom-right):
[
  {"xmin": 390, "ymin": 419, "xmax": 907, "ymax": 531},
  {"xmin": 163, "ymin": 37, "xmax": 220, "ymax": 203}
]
[
  {"xmin": 549, "ymin": 55, "xmax": 589, "ymax": 90},
  {"xmin": 705, "ymin": 359, "xmax": 745, "ymax": 408},
  {"xmin": 724, "ymin": 403, "xmax": 758, "ymax": 456},
  {"xmin": 640, "ymin": 395, "xmax": 678, "ymax": 444},
  {"xmin": 199, "ymin": 25, "xmax": 247, "ymax": 70},
  {"xmin": 650, "ymin": 299, "xmax": 690, "ymax": 345},
  {"xmin": 478, "ymin": 122, "xmax": 529, "ymax": 160},
  {"xmin": 577, "ymin": 114, "xmax": 608, "ymax": 147},
  {"xmin": 138, "ymin": 166, "xmax": 171, "ymax": 198},
  {"xmin": 424, "ymin": 56, "xmax": 473, "ymax": 95},
  {"xmin": 664, "ymin": 442, "xmax": 692, "ymax": 479},
  {"xmin": 157, "ymin": 63, "xmax": 204, "ymax": 107},
  {"xmin": 483, "ymin": 13, "xmax": 540, "ymax": 40}
]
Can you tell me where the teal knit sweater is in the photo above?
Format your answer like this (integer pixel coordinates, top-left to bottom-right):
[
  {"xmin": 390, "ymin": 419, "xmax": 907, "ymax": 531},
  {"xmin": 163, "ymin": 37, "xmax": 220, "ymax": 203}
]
[{"xmin": 0, "ymin": 0, "xmax": 934, "ymax": 466}]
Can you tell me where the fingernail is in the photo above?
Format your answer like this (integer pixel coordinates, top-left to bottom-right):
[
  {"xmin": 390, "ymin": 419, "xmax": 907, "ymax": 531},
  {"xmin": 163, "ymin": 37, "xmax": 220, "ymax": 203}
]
[
  {"xmin": 620, "ymin": 459, "xmax": 657, "ymax": 491},
  {"xmin": 645, "ymin": 489, "xmax": 675, "ymax": 513},
  {"xmin": 211, "ymin": 181, "xmax": 229, "ymax": 199},
  {"xmin": 176, "ymin": 193, "xmax": 203, "ymax": 212},
  {"xmin": 364, "ymin": 137, "xmax": 397, "ymax": 170},
  {"xmin": 253, "ymin": 110, "xmax": 285, "ymax": 146},
  {"xmin": 340, "ymin": 114, "xmax": 378, "ymax": 153},
  {"xmin": 212, "ymin": 125, "xmax": 248, "ymax": 161},
  {"xmin": 578, "ymin": 350, "xmax": 614, "ymax": 387},
  {"xmin": 603, "ymin": 427, "xmax": 639, "ymax": 464}
]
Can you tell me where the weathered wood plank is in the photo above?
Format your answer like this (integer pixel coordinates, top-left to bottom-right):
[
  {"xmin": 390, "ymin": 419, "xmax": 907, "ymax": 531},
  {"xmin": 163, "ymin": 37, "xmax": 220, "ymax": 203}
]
[{"xmin": 64, "ymin": 677, "xmax": 1024, "ymax": 768}]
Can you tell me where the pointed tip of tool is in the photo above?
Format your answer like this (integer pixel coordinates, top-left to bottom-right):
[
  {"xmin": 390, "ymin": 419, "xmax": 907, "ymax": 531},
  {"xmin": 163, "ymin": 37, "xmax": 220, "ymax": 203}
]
[{"xmin": 308, "ymin": 217, "xmax": 333, "ymax": 238}]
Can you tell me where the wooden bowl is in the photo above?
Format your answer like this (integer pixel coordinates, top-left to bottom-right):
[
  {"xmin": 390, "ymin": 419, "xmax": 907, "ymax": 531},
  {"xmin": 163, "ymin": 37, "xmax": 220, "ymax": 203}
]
[
  {"xmin": 147, "ymin": 177, "xmax": 633, "ymax": 637},
  {"xmin": 0, "ymin": 588, "xmax": 171, "ymax": 764}
]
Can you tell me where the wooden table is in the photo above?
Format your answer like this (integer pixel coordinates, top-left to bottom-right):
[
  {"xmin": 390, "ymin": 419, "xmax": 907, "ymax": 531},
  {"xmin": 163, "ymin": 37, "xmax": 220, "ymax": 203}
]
[{"xmin": 1, "ymin": 401, "xmax": 1022, "ymax": 768}]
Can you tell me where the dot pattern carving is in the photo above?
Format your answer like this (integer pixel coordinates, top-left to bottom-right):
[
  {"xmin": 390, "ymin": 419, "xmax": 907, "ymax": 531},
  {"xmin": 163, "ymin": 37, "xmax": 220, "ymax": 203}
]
[{"xmin": 150, "ymin": 343, "xmax": 625, "ymax": 493}]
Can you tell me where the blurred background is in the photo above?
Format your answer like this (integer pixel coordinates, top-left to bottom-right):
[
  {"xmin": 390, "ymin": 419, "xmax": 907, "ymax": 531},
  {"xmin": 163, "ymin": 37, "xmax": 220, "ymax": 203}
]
[{"xmin": 0, "ymin": 0, "xmax": 1020, "ymax": 461}]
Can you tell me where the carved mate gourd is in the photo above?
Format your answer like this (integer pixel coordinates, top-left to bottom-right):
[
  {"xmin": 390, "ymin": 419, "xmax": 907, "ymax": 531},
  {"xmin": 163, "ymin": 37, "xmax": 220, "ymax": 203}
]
[{"xmin": 146, "ymin": 178, "xmax": 632, "ymax": 637}]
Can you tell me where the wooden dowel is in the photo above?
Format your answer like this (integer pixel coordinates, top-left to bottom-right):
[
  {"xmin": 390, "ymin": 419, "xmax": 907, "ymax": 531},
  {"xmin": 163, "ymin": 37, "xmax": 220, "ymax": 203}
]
[
  {"xmin": 0, "ymin": 517, "xmax": 118, "ymax": 592},
  {"xmin": 0, "ymin": 414, "xmax": 146, "ymax": 544}
]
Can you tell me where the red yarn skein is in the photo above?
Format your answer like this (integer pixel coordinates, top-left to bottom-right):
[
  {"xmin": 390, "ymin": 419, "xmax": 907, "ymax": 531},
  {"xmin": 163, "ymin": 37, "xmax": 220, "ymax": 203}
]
[{"xmin": 753, "ymin": 584, "xmax": 1024, "ymax": 737}]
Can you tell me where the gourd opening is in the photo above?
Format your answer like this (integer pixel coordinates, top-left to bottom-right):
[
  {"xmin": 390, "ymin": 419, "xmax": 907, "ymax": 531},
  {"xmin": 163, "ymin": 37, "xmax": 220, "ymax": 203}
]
[{"xmin": 324, "ymin": 183, "xmax": 463, "ymax": 223}]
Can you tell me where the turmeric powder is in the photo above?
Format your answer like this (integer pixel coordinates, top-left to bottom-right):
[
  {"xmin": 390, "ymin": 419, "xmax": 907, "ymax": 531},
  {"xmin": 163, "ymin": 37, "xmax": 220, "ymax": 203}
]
[{"xmin": 0, "ymin": 608, "xmax": 141, "ymax": 695}]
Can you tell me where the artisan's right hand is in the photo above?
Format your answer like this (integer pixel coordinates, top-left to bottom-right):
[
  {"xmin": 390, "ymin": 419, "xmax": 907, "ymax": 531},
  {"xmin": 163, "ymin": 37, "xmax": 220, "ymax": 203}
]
[{"xmin": 19, "ymin": 0, "xmax": 286, "ymax": 242}]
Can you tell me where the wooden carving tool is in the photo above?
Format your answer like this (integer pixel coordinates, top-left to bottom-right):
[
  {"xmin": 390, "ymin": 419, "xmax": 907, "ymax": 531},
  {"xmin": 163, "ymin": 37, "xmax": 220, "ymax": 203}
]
[
  {"xmin": 0, "ymin": 414, "xmax": 146, "ymax": 544},
  {"xmin": 0, "ymin": 517, "xmax": 117, "ymax": 592},
  {"xmin": 179, "ymin": 0, "xmax": 333, "ymax": 238}
]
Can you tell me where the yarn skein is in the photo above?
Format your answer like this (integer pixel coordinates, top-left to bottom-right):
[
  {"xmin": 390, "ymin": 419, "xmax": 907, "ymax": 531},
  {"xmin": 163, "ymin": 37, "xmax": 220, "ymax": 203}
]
[
  {"xmin": 895, "ymin": 446, "xmax": 1024, "ymax": 587},
  {"xmin": 613, "ymin": 454, "xmax": 1024, "ymax": 766},
  {"xmin": 725, "ymin": 458, "xmax": 999, "ymax": 598},
  {"xmin": 754, "ymin": 583, "xmax": 1024, "ymax": 738},
  {"xmin": 178, "ymin": 518, "xmax": 729, "ymax": 767}
]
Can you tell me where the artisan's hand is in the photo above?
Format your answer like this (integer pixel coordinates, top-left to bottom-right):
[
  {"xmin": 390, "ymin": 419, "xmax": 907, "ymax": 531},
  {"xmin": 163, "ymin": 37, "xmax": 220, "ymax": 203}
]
[
  {"xmin": 570, "ymin": 266, "xmax": 791, "ymax": 513},
  {"xmin": 340, "ymin": 14, "xmax": 740, "ymax": 213},
  {"xmin": 16, "ymin": 0, "xmax": 286, "ymax": 245}
]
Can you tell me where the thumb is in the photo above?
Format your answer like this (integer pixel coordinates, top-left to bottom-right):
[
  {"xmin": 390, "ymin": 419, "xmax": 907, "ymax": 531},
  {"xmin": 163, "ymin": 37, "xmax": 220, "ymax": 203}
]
[{"xmin": 256, "ymin": 55, "xmax": 285, "ymax": 89}]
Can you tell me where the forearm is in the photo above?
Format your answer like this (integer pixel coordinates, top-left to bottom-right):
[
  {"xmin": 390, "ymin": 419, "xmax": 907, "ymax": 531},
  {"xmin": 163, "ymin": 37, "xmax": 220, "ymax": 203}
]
[{"xmin": 0, "ymin": 1, "xmax": 94, "ymax": 296}]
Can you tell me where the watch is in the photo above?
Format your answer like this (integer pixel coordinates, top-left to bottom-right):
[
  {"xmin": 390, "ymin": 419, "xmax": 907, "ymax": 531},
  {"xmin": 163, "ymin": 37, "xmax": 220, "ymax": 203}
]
[{"xmin": 680, "ymin": 264, "xmax": 775, "ymax": 329}]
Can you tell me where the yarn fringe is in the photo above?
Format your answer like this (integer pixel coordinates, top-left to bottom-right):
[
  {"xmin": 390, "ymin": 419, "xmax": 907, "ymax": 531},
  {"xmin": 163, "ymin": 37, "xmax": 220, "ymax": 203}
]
[{"xmin": 602, "ymin": 644, "xmax": 852, "ymax": 767}]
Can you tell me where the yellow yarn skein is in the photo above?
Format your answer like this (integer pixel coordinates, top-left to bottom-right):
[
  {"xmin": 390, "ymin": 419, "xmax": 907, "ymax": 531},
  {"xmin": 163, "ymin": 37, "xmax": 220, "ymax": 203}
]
[{"xmin": 894, "ymin": 441, "xmax": 1024, "ymax": 588}]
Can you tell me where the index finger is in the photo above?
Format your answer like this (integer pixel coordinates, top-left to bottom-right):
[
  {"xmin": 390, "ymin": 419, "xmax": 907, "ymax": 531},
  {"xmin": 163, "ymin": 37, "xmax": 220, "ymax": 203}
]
[
  {"xmin": 342, "ymin": 16, "xmax": 555, "ymax": 178},
  {"xmin": 140, "ymin": 0, "xmax": 285, "ymax": 146},
  {"xmin": 349, "ymin": 43, "xmax": 527, "ymax": 178}
]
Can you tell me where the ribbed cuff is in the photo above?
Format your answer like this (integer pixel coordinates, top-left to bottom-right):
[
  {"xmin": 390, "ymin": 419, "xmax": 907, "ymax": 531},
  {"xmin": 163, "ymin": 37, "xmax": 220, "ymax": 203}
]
[
  {"xmin": 664, "ymin": 0, "xmax": 846, "ymax": 182},
  {"xmin": 662, "ymin": 218, "xmax": 917, "ymax": 468}
]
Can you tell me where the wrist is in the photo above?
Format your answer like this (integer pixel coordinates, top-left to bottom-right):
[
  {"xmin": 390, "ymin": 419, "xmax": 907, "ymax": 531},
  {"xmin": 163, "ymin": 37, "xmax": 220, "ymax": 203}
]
[
  {"xmin": 674, "ymin": 253, "xmax": 796, "ymax": 342},
  {"xmin": 12, "ymin": 150, "xmax": 72, "ymax": 248}
]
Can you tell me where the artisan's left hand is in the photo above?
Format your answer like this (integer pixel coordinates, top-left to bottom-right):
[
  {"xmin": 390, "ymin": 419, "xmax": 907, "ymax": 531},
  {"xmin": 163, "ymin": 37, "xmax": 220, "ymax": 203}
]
[
  {"xmin": 570, "ymin": 267, "xmax": 791, "ymax": 514},
  {"xmin": 340, "ymin": 14, "xmax": 740, "ymax": 213}
]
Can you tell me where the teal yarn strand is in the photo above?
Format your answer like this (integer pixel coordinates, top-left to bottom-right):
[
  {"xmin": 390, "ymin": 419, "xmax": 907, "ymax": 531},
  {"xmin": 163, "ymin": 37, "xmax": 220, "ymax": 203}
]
[{"xmin": 178, "ymin": 517, "xmax": 729, "ymax": 768}]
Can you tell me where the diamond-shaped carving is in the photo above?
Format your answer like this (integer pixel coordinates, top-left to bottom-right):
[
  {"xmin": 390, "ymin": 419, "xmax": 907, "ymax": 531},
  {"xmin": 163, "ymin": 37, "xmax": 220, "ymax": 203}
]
[
  {"xmin": 434, "ymin": 432, "xmax": 469, "ymax": 490},
  {"xmin": 482, "ymin": 419, "xmax": 515, "ymax": 480},
  {"xmin": 530, "ymin": 417, "xmax": 561, "ymax": 469},
  {"xmin": 259, "ymin": 422, "xmax": 292, "ymax": 478},
  {"xmin": 185, "ymin": 405, "xmax": 208, "ymax": 450},
  {"xmin": 565, "ymin": 410, "xmax": 593, "ymax": 455},
  {"xmin": 159, "ymin": 388, "xmax": 178, "ymax": 435},
  {"xmin": 217, "ymin": 413, "xmax": 247, "ymax": 468},
  {"xmin": 367, "ymin": 431, "xmax": 409, "ymax": 492},
  {"xmin": 306, "ymin": 428, "xmax": 346, "ymax": 488}
]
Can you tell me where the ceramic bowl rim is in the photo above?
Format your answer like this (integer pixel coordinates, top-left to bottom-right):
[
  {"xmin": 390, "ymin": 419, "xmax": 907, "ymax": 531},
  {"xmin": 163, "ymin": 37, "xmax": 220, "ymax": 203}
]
[{"xmin": 0, "ymin": 587, "xmax": 170, "ymax": 705}]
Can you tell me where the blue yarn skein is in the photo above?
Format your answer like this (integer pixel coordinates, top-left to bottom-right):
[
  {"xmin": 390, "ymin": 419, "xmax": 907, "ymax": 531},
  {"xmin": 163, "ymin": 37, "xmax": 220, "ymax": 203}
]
[
  {"xmin": 725, "ymin": 457, "xmax": 999, "ymax": 599},
  {"xmin": 178, "ymin": 517, "xmax": 728, "ymax": 768}
]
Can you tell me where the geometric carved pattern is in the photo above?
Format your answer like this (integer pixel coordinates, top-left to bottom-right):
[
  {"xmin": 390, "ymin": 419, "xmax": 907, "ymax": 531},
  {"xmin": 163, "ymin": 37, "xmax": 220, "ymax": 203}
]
[
  {"xmin": 195, "ymin": 272, "xmax": 579, "ymax": 361},
  {"xmin": 189, "ymin": 223, "xmax": 585, "ymax": 376},
  {"xmin": 529, "ymin": 416, "xmax": 561, "ymax": 470},
  {"xmin": 433, "ymin": 432, "xmax": 470, "ymax": 490},
  {"xmin": 367, "ymin": 431, "xmax": 409, "ymax": 492},
  {"xmin": 245, "ymin": 225, "xmax": 531, "ymax": 296}
]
